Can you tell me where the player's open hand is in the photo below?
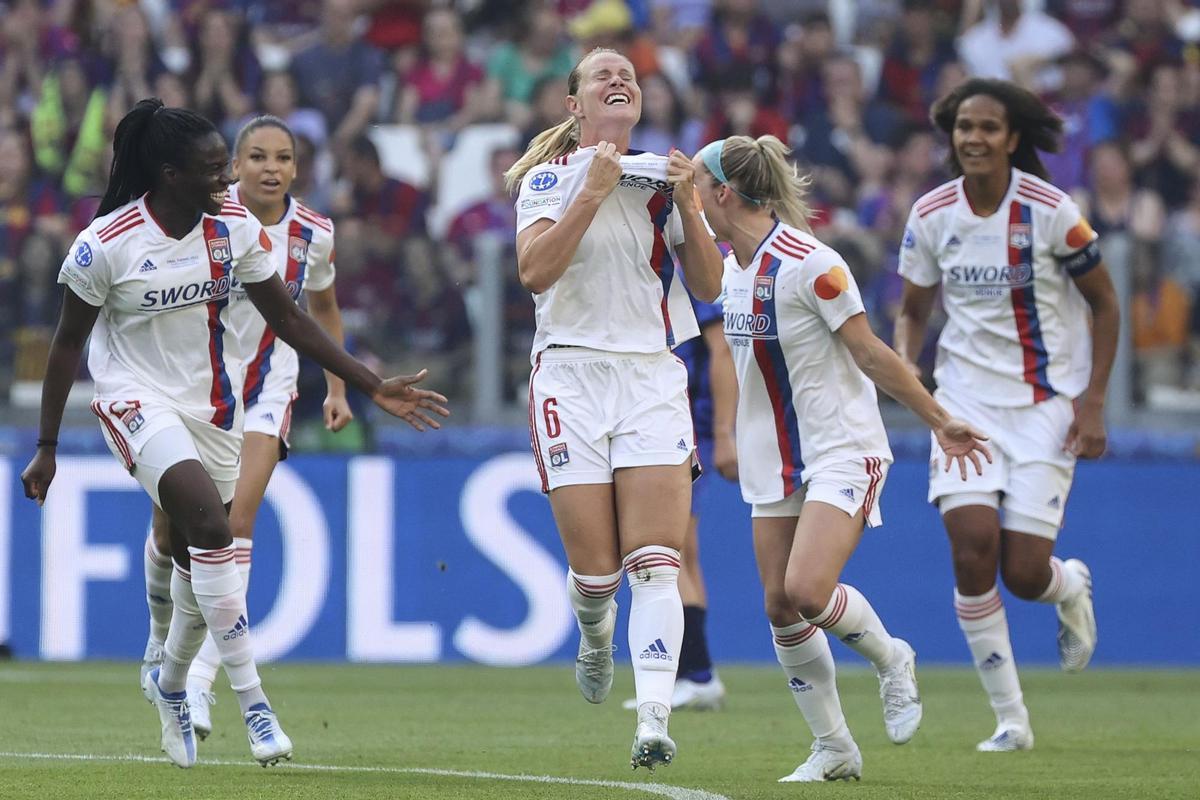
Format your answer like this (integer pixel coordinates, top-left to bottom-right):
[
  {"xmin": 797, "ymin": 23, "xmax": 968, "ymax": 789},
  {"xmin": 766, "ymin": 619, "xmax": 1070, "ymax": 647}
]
[
  {"xmin": 667, "ymin": 148, "xmax": 698, "ymax": 212},
  {"xmin": 323, "ymin": 393, "xmax": 354, "ymax": 432},
  {"xmin": 371, "ymin": 370, "xmax": 450, "ymax": 431},
  {"xmin": 1065, "ymin": 400, "xmax": 1106, "ymax": 459},
  {"xmin": 21, "ymin": 448, "xmax": 57, "ymax": 506},
  {"xmin": 583, "ymin": 141, "xmax": 622, "ymax": 199},
  {"xmin": 935, "ymin": 417, "xmax": 992, "ymax": 480}
]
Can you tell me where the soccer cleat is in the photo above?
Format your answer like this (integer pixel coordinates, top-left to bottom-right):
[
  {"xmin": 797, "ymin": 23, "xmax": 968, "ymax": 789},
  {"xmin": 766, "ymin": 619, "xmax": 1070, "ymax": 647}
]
[
  {"xmin": 976, "ymin": 723, "xmax": 1034, "ymax": 752},
  {"xmin": 778, "ymin": 740, "xmax": 862, "ymax": 782},
  {"xmin": 630, "ymin": 701, "xmax": 675, "ymax": 771},
  {"xmin": 245, "ymin": 703, "xmax": 293, "ymax": 766},
  {"xmin": 1056, "ymin": 559, "xmax": 1097, "ymax": 673},
  {"xmin": 142, "ymin": 667, "xmax": 196, "ymax": 768},
  {"xmin": 877, "ymin": 638, "xmax": 922, "ymax": 744},
  {"xmin": 672, "ymin": 671, "xmax": 727, "ymax": 710},
  {"xmin": 187, "ymin": 682, "xmax": 216, "ymax": 741},
  {"xmin": 140, "ymin": 641, "xmax": 163, "ymax": 704},
  {"xmin": 575, "ymin": 604, "xmax": 618, "ymax": 704}
]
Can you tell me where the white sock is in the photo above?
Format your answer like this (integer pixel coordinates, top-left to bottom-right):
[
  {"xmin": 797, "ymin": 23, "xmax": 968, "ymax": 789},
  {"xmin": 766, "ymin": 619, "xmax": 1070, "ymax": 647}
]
[
  {"xmin": 567, "ymin": 567, "xmax": 621, "ymax": 650},
  {"xmin": 188, "ymin": 538, "xmax": 253, "ymax": 691},
  {"xmin": 189, "ymin": 545, "xmax": 268, "ymax": 713},
  {"xmin": 1036, "ymin": 556, "xmax": 1084, "ymax": 604},
  {"xmin": 144, "ymin": 535, "xmax": 173, "ymax": 650},
  {"xmin": 772, "ymin": 622, "xmax": 853, "ymax": 748},
  {"xmin": 159, "ymin": 564, "xmax": 208, "ymax": 694},
  {"xmin": 805, "ymin": 583, "xmax": 897, "ymax": 670},
  {"xmin": 955, "ymin": 587, "xmax": 1028, "ymax": 726},
  {"xmin": 624, "ymin": 545, "xmax": 683, "ymax": 711}
]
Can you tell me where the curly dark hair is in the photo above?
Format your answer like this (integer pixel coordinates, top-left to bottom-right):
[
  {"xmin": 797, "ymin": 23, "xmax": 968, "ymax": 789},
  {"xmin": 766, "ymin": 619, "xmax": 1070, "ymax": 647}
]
[{"xmin": 930, "ymin": 78, "xmax": 1063, "ymax": 181}]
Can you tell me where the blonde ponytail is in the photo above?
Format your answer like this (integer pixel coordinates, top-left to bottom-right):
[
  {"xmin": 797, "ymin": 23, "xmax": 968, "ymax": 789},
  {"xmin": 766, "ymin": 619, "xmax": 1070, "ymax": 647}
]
[
  {"xmin": 714, "ymin": 135, "xmax": 813, "ymax": 232},
  {"xmin": 504, "ymin": 117, "xmax": 579, "ymax": 194}
]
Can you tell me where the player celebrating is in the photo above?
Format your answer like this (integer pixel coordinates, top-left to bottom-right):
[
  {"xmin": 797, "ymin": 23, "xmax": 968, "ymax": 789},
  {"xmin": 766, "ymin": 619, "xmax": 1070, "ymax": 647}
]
[
  {"xmin": 894, "ymin": 79, "xmax": 1119, "ymax": 751},
  {"xmin": 506, "ymin": 48, "xmax": 725, "ymax": 769},
  {"xmin": 693, "ymin": 134, "xmax": 991, "ymax": 782},
  {"xmin": 20, "ymin": 99, "xmax": 448, "ymax": 768},
  {"xmin": 139, "ymin": 115, "xmax": 351, "ymax": 741}
]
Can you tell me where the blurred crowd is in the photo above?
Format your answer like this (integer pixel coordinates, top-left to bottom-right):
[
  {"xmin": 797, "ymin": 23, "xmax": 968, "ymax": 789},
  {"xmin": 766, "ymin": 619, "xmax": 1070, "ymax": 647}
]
[{"xmin": 4, "ymin": 0, "xmax": 1200, "ymax": 416}]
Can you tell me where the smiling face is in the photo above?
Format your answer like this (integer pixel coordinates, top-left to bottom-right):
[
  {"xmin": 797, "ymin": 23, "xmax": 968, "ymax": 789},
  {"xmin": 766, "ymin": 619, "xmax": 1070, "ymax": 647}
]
[
  {"xmin": 163, "ymin": 130, "xmax": 232, "ymax": 217},
  {"xmin": 952, "ymin": 93, "xmax": 1018, "ymax": 180},
  {"xmin": 566, "ymin": 51, "xmax": 641, "ymax": 133},
  {"xmin": 234, "ymin": 124, "xmax": 296, "ymax": 209}
]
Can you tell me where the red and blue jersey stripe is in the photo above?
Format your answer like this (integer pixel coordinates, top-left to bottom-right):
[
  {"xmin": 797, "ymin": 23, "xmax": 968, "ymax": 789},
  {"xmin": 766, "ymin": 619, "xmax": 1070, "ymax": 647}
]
[
  {"xmin": 1007, "ymin": 201, "xmax": 1056, "ymax": 403},
  {"xmin": 752, "ymin": 253, "xmax": 804, "ymax": 496},
  {"xmin": 243, "ymin": 221, "xmax": 313, "ymax": 406},
  {"xmin": 202, "ymin": 218, "xmax": 236, "ymax": 430},
  {"xmin": 645, "ymin": 192, "xmax": 676, "ymax": 347}
]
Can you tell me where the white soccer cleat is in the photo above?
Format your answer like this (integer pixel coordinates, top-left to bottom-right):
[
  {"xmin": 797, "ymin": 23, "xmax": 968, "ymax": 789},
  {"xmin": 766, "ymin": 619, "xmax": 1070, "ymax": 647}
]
[
  {"xmin": 1056, "ymin": 559, "xmax": 1097, "ymax": 673},
  {"xmin": 630, "ymin": 701, "xmax": 675, "ymax": 771},
  {"xmin": 575, "ymin": 605, "xmax": 618, "ymax": 704},
  {"xmin": 672, "ymin": 672, "xmax": 726, "ymax": 710},
  {"xmin": 877, "ymin": 638, "xmax": 922, "ymax": 744},
  {"xmin": 245, "ymin": 703, "xmax": 293, "ymax": 766},
  {"xmin": 143, "ymin": 666, "xmax": 197, "ymax": 768},
  {"xmin": 976, "ymin": 722, "xmax": 1034, "ymax": 752},
  {"xmin": 140, "ymin": 642, "xmax": 163, "ymax": 704},
  {"xmin": 187, "ymin": 682, "xmax": 216, "ymax": 741},
  {"xmin": 778, "ymin": 740, "xmax": 862, "ymax": 782}
]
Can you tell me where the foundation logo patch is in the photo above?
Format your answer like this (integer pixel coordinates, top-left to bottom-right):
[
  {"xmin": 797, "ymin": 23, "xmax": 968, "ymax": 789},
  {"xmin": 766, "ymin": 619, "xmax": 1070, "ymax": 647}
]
[
  {"xmin": 1066, "ymin": 217, "xmax": 1096, "ymax": 250},
  {"xmin": 814, "ymin": 266, "xmax": 849, "ymax": 300}
]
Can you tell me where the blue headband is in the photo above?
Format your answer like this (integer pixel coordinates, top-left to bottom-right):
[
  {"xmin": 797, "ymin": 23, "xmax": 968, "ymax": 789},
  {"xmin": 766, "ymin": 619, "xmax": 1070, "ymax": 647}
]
[{"xmin": 697, "ymin": 139, "xmax": 763, "ymax": 205}]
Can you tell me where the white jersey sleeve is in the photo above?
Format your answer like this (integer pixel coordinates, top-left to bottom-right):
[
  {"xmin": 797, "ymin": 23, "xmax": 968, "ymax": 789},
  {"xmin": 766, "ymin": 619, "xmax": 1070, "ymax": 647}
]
[
  {"xmin": 1047, "ymin": 194, "xmax": 1102, "ymax": 277},
  {"xmin": 793, "ymin": 248, "xmax": 866, "ymax": 333},
  {"xmin": 303, "ymin": 219, "xmax": 337, "ymax": 292},
  {"xmin": 515, "ymin": 159, "xmax": 586, "ymax": 234},
  {"xmin": 57, "ymin": 229, "xmax": 110, "ymax": 307},
  {"xmin": 228, "ymin": 216, "xmax": 277, "ymax": 284},
  {"xmin": 897, "ymin": 207, "xmax": 942, "ymax": 287}
]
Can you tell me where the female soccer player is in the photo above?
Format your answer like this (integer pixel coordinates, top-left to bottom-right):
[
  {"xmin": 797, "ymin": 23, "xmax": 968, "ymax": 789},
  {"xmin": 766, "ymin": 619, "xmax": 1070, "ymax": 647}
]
[
  {"xmin": 505, "ymin": 48, "xmax": 725, "ymax": 769},
  {"xmin": 894, "ymin": 78, "xmax": 1119, "ymax": 752},
  {"xmin": 20, "ymin": 99, "xmax": 448, "ymax": 768},
  {"xmin": 693, "ymin": 134, "xmax": 992, "ymax": 782},
  {"xmin": 140, "ymin": 115, "xmax": 352, "ymax": 742}
]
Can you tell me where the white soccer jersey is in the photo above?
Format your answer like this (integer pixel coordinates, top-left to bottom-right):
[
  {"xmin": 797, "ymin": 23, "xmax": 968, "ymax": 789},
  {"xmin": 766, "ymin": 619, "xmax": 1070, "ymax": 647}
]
[
  {"xmin": 225, "ymin": 184, "xmax": 335, "ymax": 408},
  {"xmin": 898, "ymin": 168, "xmax": 1101, "ymax": 407},
  {"xmin": 515, "ymin": 147, "xmax": 700, "ymax": 357},
  {"xmin": 58, "ymin": 195, "xmax": 276, "ymax": 429},
  {"xmin": 722, "ymin": 223, "xmax": 892, "ymax": 504}
]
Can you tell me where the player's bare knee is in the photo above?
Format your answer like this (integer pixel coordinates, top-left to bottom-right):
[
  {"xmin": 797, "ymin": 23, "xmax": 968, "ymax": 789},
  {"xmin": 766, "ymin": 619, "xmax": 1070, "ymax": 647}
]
[
  {"xmin": 1000, "ymin": 562, "xmax": 1048, "ymax": 600},
  {"xmin": 181, "ymin": 513, "xmax": 233, "ymax": 551},
  {"xmin": 783, "ymin": 578, "xmax": 829, "ymax": 621},
  {"xmin": 763, "ymin": 590, "xmax": 799, "ymax": 628}
]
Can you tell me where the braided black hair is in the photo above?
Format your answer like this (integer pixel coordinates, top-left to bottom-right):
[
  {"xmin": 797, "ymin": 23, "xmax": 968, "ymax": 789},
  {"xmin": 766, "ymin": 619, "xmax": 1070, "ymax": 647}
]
[{"xmin": 95, "ymin": 98, "xmax": 219, "ymax": 218}]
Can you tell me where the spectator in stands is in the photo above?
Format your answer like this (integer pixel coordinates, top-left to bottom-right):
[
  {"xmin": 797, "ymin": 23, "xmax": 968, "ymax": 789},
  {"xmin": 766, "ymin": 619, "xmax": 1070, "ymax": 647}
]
[
  {"xmin": 362, "ymin": 0, "xmax": 428, "ymax": 53},
  {"xmin": 1078, "ymin": 141, "xmax": 1139, "ymax": 237},
  {"xmin": 691, "ymin": 0, "xmax": 780, "ymax": 99},
  {"xmin": 291, "ymin": 0, "xmax": 385, "ymax": 149},
  {"xmin": 395, "ymin": 7, "xmax": 497, "ymax": 151},
  {"xmin": 394, "ymin": 255, "xmax": 473, "ymax": 397},
  {"xmin": 1045, "ymin": 0, "xmax": 1122, "ymax": 45},
  {"xmin": 700, "ymin": 67, "xmax": 788, "ymax": 148},
  {"xmin": 487, "ymin": 2, "xmax": 577, "ymax": 128},
  {"xmin": 569, "ymin": 0, "xmax": 660, "ymax": 81},
  {"xmin": 257, "ymin": 70, "xmax": 328, "ymax": 148},
  {"xmin": 632, "ymin": 73, "xmax": 702, "ymax": 157},
  {"xmin": 1042, "ymin": 50, "xmax": 1118, "ymax": 193},
  {"xmin": 879, "ymin": 1, "xmax": 959, "ymax": 125},
  {"xmin": 1127, "ymin": 60, "xmax": 1200, "ymax": 209},
  {"xmin": 0, "ymin": 0, "xmax": 45, "ymax": 130},
  {"xmin": 1129, "ymin": 194, "xmax": 1192, "ymax": 393},
  {"xmin": 1112, "ymin": 0, "xmax": 1185, "ymax": 71},
  {"xmin": 189, "ymin": 10, "xmax": 260, "ymax": 143},
  {"xmin": 104, "ymin": 5, "xmax": 164, "ymax": 128},
  {"xmin": 520, "ymin": 73, "xmax": 570, "ymax": 148},
  {"xmin": 29, "ymin": 55, "xmax": 108, "ymax": 200},
  {"xmin": 291, "ymin": 133, "xmax": 334, "ymax": 213},
  {"xmin": 1164, "ymin": 174, "xmax": 1200, "ymax": 381},
  {"xmin": 957, "ymin": 0, "xmax": 1073, "ymax": 85}
]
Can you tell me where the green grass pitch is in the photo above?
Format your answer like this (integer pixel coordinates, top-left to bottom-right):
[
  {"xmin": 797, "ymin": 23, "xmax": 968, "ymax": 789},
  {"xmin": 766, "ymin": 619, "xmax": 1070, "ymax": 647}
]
[{"xmin": 1, "ymin": 662, "xmax": 1196, "ymax": 799}]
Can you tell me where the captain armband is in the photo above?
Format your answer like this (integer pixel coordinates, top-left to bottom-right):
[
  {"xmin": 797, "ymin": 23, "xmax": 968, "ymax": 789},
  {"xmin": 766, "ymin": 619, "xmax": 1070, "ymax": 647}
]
[{"xmin": 1061, "ymin": 239, "xmax": 1102, "ymax": 277}]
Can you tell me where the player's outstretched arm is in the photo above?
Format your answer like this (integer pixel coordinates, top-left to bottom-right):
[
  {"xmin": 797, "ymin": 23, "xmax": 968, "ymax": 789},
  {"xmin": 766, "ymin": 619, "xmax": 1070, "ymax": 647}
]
[
  {"xmin": 837, "ymin": 312, "xmax": 991, "ymax": 479},
  {"xmin": 244, "ymin": 275, "xmax": 449, "ymax": 430},
  {"xmin": 306, "ymin": 284, "xmax": 353, "ymax": 432},
  {"xmin": 893, "ymin": 279, "xmax": 938, "ymax": 380},
  {"xmin": 21, "ymin": 289, "xmax": 101, "ymax": 505}
]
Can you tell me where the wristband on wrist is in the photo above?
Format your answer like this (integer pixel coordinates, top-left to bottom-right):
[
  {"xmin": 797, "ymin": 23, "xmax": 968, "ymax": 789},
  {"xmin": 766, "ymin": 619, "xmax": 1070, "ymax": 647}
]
[{"xmin": 36, "ymin": 438, "xmax": 58, "ymax": 448}]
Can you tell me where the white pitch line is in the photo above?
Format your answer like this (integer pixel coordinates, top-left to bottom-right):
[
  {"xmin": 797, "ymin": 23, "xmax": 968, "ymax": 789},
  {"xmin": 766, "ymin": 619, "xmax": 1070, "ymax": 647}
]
[{"xmin": 0, "ymin": 751, "xmax": 732, "ymax": 800}]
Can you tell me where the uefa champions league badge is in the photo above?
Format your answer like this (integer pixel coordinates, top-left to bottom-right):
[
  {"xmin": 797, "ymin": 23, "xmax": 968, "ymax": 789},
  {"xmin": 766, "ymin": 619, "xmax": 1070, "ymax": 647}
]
[
  {"xmin": 902, "ymin": 228, "xmax": 916, "ymax": 249},
  {"xmin": 74, "ymin": 242, "xmax": 93, "ymax": 267},
  {"xmin": 529, "ymin": 171, "xmax": 559, "ymax": 192},
  {"xmin": 549, "ymin": 442, "xmax": 570, "ymax": 467}
]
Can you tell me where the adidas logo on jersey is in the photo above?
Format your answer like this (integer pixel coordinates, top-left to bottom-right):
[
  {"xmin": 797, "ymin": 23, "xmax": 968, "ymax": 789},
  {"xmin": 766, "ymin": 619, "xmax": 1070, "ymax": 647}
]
[
  {"xmin": 677, "ymin": 438, "xmax": 689, "ymax": 451},
  {"xmin": 1048, "ymin": 495, "xmax": 1061, "ymax": 509},
  {"xmin": 138, "ymin": 259, "xmax": 156, "ymax": 273},
  {"xmin": 263, "ymin": 412, "xmax": 275, "ymax": 424},
  {"xmin": 639, "ymin": 638, "xmax": 673, "ymax": 662},
  {"xmin": 980, "ymin": 651, "xmax": 1006, "ymax": 670},
  {"xmin": 839, "ymin": 487, "xmax": 855, "ymax": 501},
  {"xmin": 944, "ymin": 235, "xmax": 962, "ymax": 251},
  {"xmin": 223, "ymin": 614, "xmax": 249, "ymax": 641},
  {"xmin": 788, "ymin": 677, "xmax": 812, "ymax": 693}
]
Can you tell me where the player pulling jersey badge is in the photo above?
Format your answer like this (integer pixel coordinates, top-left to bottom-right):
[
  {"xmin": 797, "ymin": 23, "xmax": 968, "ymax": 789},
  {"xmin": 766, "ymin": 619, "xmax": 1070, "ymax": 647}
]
[
  {"xmin": 208, "ymin": 237, "xmax": 232, "ymax": 264},
  {"xmin": 1008, "ymin": 223, "xmax": 1031, "ymax": 250},
  {"xmin": 549, "ymin": 442, "xmax": 570, "ymax": 468},
  {"xmin": 754, "ymin": 275, "xmax": 774, "ymax": 301}
]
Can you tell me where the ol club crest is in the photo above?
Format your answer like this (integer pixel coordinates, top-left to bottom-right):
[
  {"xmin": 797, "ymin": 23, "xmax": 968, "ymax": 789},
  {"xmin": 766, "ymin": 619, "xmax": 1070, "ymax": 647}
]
[{"xmin": 754, "ymin": 275, "xmax": 775, "ymax": 301}]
